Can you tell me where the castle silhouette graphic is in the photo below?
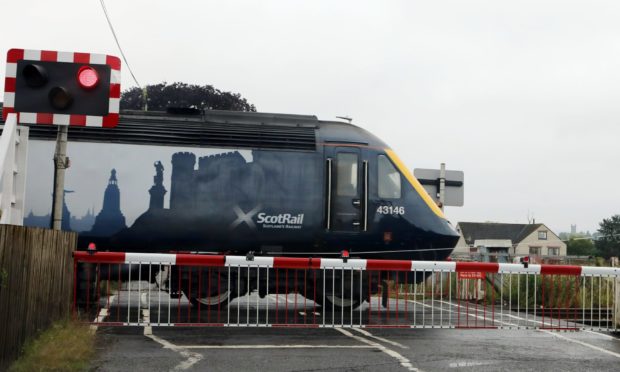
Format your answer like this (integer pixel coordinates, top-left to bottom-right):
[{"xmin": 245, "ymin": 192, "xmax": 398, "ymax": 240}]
[
  {"xmin": 89, "ymin": 169, "xmax": 127, "ymax": 236},
  {"xmin": 27, "ymin": 148, "xmax": 317, "ymax": 253}
]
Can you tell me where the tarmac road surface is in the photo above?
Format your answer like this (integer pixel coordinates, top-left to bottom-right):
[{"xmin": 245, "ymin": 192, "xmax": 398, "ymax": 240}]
[
  {"xmin": 86, "ymin": 288, "xmax": 620, "ymax": 371},
  {"xmin": 90, "ymin": 323, "xmax": 620, "ymax": 371}
]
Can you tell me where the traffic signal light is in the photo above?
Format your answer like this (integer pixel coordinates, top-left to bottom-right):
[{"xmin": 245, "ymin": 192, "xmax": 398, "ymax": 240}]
[{"xmin": 3, "ymin": 49, "xmax": 121, "ymax": 127}]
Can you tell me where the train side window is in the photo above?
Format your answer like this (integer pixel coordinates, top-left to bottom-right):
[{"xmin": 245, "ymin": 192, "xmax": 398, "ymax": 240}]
[
  {"xmin": 378, "ymin": 155, "xmax": 401, "ymax": 199},
  {"xmin": 336, "ymin": 153, "xmax": 358, "ymax": 196}
]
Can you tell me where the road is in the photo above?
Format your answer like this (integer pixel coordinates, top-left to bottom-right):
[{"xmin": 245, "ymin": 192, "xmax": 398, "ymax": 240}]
[
  {"xmin": 85, "ymin": 288, "xmax": 620, "ymax": 371},
  {"xmin": 89, "ymin": 321, "xmax": 620, "ymax": 371}
]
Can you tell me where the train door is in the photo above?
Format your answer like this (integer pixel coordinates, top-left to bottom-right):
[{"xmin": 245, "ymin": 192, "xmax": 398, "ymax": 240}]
[{"xmin": 325, "ymin": 146, "xmax": 368, "ymax": 232}]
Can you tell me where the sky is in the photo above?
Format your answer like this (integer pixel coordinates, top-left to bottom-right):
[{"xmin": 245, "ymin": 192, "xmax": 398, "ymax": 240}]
[{"xmin": 2, "ymin": 0, "xmax": 620, "ymax": 234}]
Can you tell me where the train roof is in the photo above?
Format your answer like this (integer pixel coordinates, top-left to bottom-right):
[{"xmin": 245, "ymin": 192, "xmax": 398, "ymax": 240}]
[{"xmin": 0, "ymin": 106, "xmax": 388, "ymax": 151}]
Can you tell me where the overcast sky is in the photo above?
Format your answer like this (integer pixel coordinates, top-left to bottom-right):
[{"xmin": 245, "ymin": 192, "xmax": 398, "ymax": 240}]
[{"xmin": 2, "ymin": 0, "xmax": 620, "ymax": 234}]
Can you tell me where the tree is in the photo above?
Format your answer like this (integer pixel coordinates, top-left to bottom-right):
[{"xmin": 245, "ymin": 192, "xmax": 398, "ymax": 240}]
[
  {"xmin": 120, "ymin": 82, "xmax": 256, "ymax": 112},
  {"xmin": 595, "ymin": 214, "xmax": 620, "ymax": 259},
  {"xmin": 566, "ymin": 238, "xmax": 598, "ymax": 256}
]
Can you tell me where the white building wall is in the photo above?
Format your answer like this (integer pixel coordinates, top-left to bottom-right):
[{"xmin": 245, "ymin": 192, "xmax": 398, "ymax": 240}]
[
  {"xmin": 514, "ymin": 224, "xmax": 566, "ymax": 256},
  {"xmin": 453, "ymin": 234, "xmax": 470, "ymax": 253}
]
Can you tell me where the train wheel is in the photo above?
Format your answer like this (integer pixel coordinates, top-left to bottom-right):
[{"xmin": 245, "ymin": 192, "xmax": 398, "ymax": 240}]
[
  {"xmin": 189, "ymin": 290, "xmax": 233, "ymax": 309},
  {"xmin": 318, "ymin": 270, "xmax": 366, "ymax": 310},
  {"xmin": 323, "ymin": 294, "xmax": 361, "ymax": 310},
  {"xmin": 185, "ymin": 269, "xmax": 239, "ymax": 310}
]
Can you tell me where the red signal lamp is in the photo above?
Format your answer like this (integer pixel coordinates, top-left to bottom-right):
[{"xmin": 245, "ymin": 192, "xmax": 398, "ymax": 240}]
[
  {"xmin": 77, "ymin": 66, "xmax": 99, "ymax": 90},
  {"xmin": 520, "ymin": 255, "xmax": 530, "ymax": 268}
]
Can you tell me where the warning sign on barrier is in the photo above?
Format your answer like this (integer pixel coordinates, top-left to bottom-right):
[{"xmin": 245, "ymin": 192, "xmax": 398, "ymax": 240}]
[{"xmin": 458, "ymin": 271, "xmax": 485, "ymax": 280}]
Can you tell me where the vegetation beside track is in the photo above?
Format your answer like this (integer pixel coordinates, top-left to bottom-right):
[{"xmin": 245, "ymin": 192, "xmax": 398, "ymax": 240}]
[{"xmin": 9, "ymin": 319, "xmax": 95, "ymax": 372}]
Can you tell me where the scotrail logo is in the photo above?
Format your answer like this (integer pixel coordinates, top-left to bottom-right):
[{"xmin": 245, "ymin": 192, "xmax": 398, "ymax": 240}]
[
  {"xmin": 256, "ymin": 213, "xmax": 304, "ymax": 226},
  {"xmin": 230, "ymin": 205, "xmax": 305, "ymax": 230}
]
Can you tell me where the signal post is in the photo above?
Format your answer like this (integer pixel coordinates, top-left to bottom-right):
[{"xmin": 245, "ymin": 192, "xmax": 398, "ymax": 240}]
[{"xmin": 2, "ymin": 49, "xmax": 121, "ymax": 229}]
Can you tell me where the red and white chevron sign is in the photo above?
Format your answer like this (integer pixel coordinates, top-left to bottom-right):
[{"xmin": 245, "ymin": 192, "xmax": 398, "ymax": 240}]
[{"xmin": 2, "ymin": 48, "xmax": 121, "ymax": 127}]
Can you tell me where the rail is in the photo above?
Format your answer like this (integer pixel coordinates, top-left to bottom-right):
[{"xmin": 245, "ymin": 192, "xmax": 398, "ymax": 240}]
[{"xmin": 73, "ymin": 251, "xmax": 620, "ymax": 331}]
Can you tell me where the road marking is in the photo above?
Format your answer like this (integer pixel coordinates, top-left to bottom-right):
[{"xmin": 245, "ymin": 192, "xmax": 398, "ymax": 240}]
[
  {"xmin": 181, "ymin": 344, "xmax": 374, "ymax": 349},
  {"xmin": 351, "ymin": 328, "xmax": 408, "ymax": 349},
  {"xmin": 453, "ymin": 301, "xmax": 616, "ymax": 339},
  {"xmin": 142, "ymin": 309, "xmax": 152, "ymax": 335},
  {"xmin": 90, "ymin": 308, "xmax": 109, "ymax": 334},
  {"xmin": 432, "ymin": 300, "xmax": 520, "ymax": 327},
  {"xmin": 388, "ymin": 300, "xmax": 620, "ymax": 341},
  {"xmin": 458, "ymin": 303, "xmax": 620, "ymax": 358},
  {"xmin": 335, "ymin": 328, "xmax": 421, "ymax": 372},
  {"xmin": 432, "ymin": 299, "xmax": 614, "ymax": 338},
  {"xmin": 90, "ymin": 295, "xmax": 115, "ymax": 334},
  {"xmin": 143, "ymin": 309, "xmax": 203, "ymax": 370},
  {"xmin": 584, "ymin": 330, "xmax": 620, "ymax": 340},
  {"xmin": 146, "ymin": 333, "xmax": 204, "ymax": 371},
  {"xmin": 449, "ymin": 361, "xmax": 493, "ymax": 368},
  {"xmin": 425, "ymin": 299, "xmax": 620, "ymax": 360},
  {"xmin": 542, "ymin": 330, "xmax": 620, "ymax": 359},
  {"xmin": 410, "ymin": 299, "xmax": 520, "ymax": 327}
]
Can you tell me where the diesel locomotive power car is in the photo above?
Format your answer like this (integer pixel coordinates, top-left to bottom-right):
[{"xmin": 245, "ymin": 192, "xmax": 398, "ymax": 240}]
[{"xmin": 4, "ymin": 108, "xmax": 460, "ymax": 308}]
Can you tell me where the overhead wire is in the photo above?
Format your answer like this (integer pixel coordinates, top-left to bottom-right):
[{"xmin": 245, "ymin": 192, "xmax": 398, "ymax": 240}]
[{"xmin": 98, "ymin": 0, "xmax": 141, "ymax": 88}]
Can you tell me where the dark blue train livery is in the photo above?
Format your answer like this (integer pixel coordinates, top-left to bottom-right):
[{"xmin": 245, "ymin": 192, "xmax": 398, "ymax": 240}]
[{"xmin": 13, "ymin": 109, "xmax": 460, "ymax": 308}]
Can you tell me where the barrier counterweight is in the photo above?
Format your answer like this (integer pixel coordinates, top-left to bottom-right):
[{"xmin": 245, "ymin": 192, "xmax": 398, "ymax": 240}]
[{"xmin": 73, "ymin": 252, "xmax": 620, "ymax": 331}]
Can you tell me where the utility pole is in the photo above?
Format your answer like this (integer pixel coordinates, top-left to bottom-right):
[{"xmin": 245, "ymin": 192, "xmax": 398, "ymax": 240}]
[
  {"xmin": 438, "ymin": 162, "xmax": 446, "ymax": 212},
  {"xmin": 51, "ymin": 126, "xmax": 68, "ymax": 230},
  {"xmin": 143, "ymin": 86, "xmax": 148, "ymax": 111}
]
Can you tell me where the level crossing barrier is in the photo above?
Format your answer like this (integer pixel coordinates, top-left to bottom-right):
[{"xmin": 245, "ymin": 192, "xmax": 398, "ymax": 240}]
[{"xmin": 73, "ymin": 251, "xmax": 620, "ymax": 331}]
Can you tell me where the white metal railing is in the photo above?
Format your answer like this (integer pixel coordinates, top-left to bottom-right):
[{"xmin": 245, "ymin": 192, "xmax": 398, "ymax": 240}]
[
  {"xmin": 0, "ymin": 113, "xmax": 29, "ymax": 225},
  {"xmin": 74, "ymin": 252, "xmax": 620, "ymax": 331}
]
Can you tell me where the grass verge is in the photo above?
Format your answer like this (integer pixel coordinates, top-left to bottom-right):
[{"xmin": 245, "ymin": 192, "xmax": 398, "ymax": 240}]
[{"xmin": 9, "ymin": 319, "xmax": 95, "ymax": 372}]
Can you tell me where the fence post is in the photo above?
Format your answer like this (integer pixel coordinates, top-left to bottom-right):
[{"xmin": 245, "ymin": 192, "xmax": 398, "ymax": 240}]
[
  {"xmin": 612, "ymin": 257, "xmax": 620, "ymax": 329},
  {"xmin": 0, "ymin": 113, "xmax": 29, "ymax": 225}
]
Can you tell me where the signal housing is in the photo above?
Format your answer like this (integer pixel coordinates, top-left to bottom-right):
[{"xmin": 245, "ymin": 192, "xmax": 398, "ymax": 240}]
[{"xmin": 3, "ymin": 49, "xmax": 121, "ymax": 127}]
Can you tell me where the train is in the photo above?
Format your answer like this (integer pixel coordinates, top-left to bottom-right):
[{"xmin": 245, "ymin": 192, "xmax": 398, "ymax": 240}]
[{"xmin": 4, "ymin": 107, "xmax": 460, "ymax": 308}]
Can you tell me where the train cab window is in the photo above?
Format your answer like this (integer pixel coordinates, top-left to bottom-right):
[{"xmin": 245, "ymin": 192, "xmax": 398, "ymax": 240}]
[
  {"xmin": 336, "ymin": 153, "xmax": 358, "ymax": 196},
  {"xmin": 378, "ymin": 155, "xmax": 401, "ymax": 199}
]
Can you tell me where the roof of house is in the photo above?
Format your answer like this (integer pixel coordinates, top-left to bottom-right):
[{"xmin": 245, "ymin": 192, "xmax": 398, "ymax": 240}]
[{"xmin": 457, "ymin": 222, "xmax": 543, "ymax": 245}]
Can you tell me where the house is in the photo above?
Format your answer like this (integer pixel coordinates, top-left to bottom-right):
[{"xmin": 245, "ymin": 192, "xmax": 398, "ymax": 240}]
[{"xmin": 453, "ymin": 222, "xmax": 567, "ymax": 259}]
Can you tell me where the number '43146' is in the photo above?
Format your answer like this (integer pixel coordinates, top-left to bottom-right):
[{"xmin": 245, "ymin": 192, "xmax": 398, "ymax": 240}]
[{"xmin": 376, "ymin": 206, "xmax": 405, "ymax": 215}]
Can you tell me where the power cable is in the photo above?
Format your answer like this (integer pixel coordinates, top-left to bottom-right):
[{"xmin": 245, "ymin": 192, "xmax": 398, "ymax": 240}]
[{"xmin": 98, "ymin": 0, "xmax": 141, "ymax": 88}]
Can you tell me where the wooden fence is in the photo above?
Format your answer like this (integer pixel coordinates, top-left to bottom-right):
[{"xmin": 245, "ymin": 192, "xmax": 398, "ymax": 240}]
[{"xmin": 0, "ymin": 224, "xmax": 77, "ymax": 370}]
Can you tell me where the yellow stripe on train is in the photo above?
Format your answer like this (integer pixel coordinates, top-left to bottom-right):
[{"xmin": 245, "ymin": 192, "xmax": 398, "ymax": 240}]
[{"xmin": 385, "ymin": 149, "xmax": 445, "ymax": 218}]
